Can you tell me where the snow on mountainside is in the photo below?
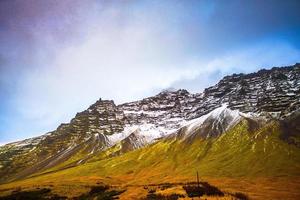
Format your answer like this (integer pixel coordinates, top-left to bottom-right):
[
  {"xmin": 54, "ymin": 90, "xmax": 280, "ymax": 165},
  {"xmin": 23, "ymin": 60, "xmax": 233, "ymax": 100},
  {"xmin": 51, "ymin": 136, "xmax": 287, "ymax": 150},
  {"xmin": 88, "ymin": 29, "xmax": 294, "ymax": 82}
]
[
  {"xmin": 184, "ymin": 104, "xmax": 242, "ymax": 136},
  {"xmin": 0, "ymin": 63, "xmax": 300, "ymax": 182},
  {"xmin": 167, "ymin": 104, "xmax": 256, "ymax": 141}
]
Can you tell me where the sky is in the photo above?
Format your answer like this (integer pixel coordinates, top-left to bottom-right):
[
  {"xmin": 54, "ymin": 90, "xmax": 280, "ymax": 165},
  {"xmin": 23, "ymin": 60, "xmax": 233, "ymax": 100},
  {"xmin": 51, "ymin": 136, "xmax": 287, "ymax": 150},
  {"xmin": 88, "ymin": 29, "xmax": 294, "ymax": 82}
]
[{"xmin": 0, "ymin": 0, "xmax": 300, "ymax": 145}]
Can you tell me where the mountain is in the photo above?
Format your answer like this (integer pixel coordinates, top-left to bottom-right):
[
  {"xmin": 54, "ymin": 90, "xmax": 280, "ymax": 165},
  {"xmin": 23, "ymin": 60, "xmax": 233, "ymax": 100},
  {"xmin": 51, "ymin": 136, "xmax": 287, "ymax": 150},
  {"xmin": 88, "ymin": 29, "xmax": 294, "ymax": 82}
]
[{"xmin": 0, "ymin": 64, "xmax": 300, "ymax": 199}]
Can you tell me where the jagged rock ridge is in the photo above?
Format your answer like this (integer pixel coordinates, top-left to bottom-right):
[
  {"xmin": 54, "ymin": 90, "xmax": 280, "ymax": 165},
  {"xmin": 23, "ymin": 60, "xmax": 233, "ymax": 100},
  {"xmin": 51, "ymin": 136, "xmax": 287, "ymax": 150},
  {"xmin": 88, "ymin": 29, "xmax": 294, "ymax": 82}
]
[{"xmin": 0, "ymin": 63, "xmax": 299, "ymax": 182}]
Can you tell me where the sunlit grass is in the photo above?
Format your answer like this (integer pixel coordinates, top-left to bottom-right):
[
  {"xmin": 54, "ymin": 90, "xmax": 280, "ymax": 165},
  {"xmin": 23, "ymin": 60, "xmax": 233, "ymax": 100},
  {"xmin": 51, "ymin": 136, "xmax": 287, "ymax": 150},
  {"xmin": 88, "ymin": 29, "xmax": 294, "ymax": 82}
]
[{"xmin": 0, "ymin": 120, "xmax": 299, "ymax": 199}]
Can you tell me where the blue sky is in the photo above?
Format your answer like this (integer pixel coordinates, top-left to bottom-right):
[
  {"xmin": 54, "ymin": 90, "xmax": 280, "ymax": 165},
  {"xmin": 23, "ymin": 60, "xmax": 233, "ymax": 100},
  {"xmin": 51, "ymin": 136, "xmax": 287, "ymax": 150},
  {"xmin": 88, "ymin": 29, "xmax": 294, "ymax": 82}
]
[{"xmin": 0, "ymin": 0, "xmax": 300, "ymax": 144}]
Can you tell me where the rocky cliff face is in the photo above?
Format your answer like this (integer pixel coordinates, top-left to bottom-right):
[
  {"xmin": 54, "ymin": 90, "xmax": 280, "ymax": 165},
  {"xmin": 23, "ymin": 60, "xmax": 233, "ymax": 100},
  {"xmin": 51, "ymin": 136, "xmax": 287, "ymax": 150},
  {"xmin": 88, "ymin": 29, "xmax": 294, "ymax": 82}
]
[
  {"xmin": 187, "ymin": 64, "xmax": 300, "ymax": 119},
  {"xmin": 119, "ymin": 64, "xmax": 300, "ymax": 127},
  {"xmin": 0, "ymin": 63, "xmax": 299, "ymax": 182}
]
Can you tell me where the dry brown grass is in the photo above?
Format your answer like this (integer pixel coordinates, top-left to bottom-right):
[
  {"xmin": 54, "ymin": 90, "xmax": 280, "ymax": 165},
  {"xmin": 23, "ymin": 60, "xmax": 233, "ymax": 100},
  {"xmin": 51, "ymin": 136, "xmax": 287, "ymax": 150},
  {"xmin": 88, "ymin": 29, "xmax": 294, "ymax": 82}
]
[
  {"xmin": 0, "ymin": 175, "xmax": 299, "ymax": 199},
  {"xmin": 118, "ymin": 186, "xmax": 148, "ymax": 200},
  {"xmin": 203, "ymin": 176, "xmax": 300, "ymax": 200}
]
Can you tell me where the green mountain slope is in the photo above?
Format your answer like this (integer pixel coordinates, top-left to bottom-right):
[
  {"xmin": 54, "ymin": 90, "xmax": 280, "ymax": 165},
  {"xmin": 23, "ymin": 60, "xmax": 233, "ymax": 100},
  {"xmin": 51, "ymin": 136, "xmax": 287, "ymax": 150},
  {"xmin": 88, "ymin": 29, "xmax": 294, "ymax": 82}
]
[{"xmin": 24, "ymin": 118, "xmax": 299, "ymax": 185}]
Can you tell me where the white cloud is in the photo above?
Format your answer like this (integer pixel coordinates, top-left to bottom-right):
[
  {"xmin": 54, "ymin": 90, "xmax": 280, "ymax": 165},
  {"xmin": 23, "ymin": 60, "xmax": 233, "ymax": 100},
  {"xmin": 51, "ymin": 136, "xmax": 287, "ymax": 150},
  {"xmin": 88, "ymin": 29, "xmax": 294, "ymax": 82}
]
[
  {"xmin": 12, "ymin": 7, "xmax": 201, "ymax": 136},
  {"xmin": 4, "ymin": 2, "xmax": 300, "ymax": 142},
  {"xmin": 16, "ymin": 29, "xmax": 300, "ymax": 132},
  {"xmin": 173, "ymin": 40, "xmax": 300, "ymax": 92}
]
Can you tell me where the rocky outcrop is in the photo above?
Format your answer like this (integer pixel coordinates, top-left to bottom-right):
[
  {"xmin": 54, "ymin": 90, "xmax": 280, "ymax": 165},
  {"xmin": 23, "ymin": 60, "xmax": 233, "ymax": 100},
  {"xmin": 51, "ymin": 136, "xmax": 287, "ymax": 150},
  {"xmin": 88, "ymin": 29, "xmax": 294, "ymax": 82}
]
[
  {"xmin": 0, "ymin": 63, "xmax": 299, "ymax": 183},
  {"xmin": 189, "ymin": 63, "xmax": 300, "ymax": 119}
]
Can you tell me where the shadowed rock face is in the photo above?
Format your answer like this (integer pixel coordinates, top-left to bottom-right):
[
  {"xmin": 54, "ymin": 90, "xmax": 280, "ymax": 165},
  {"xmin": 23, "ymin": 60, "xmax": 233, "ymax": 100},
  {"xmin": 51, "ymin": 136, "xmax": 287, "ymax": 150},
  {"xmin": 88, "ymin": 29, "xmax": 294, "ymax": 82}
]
[
  {"xmin": 280, "ymin": 111, "xmax": 300, "ymax": 147},
  {"xmin": 115, "ymin": 130, "xmax": 149, "ymax": 155},
  {"xmin": 0, "ymin": 63, "xmax": 299, "ymax": 183},
  {"xmin": 0, "ymin": 100, "xmax": 125, "ymax": 182}
]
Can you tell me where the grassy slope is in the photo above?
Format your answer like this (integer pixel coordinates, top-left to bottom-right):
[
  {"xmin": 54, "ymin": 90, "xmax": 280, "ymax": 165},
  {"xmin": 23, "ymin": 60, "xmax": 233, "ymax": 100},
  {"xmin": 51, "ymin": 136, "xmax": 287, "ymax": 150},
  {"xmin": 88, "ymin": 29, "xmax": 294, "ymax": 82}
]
[
  {"xmin": 0, "ymin": 120, "xmax": 300, "ymax": 199},
  {"xmin": 7, "ymin": 120, "xmax": 300, "ymax": 181}
]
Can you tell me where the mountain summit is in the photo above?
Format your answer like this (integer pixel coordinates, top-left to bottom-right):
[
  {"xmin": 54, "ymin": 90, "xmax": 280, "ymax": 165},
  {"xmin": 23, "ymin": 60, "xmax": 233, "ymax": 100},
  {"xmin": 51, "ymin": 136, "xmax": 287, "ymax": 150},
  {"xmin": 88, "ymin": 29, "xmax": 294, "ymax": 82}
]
[{"xmin": 0, "ymin": 64, "xmax": 299, "ymax": 199}]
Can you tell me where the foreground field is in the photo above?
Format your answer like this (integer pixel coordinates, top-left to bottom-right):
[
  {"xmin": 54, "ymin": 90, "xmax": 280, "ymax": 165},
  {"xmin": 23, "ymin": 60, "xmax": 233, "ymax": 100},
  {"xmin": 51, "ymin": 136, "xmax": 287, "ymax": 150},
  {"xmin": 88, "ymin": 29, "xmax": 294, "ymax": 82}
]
[{"xmin": 0, "ymin": 175, "xmax": 299, "ymax": 199}]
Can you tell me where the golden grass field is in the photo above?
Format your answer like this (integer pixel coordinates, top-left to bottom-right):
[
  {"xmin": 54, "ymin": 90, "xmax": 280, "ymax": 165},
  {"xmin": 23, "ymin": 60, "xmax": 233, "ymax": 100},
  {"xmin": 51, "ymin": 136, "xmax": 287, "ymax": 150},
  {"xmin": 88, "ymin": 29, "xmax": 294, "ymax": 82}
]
[{"xmin": 0, "ymin": 174, "xmax": 299, "ymax": 199}]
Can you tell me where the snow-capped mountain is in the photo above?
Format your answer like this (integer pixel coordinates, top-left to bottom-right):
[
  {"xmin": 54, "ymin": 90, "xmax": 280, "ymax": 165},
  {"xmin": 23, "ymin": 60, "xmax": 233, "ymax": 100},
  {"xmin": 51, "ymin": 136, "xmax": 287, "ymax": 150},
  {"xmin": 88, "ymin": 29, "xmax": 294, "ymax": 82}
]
[
  {"xmin": 172, "ymin": 104, "xmax": 243, "ymax": 139},
  {"xmin": 0, "ymin": 63, "xmax": 299, "ymax": 183}
]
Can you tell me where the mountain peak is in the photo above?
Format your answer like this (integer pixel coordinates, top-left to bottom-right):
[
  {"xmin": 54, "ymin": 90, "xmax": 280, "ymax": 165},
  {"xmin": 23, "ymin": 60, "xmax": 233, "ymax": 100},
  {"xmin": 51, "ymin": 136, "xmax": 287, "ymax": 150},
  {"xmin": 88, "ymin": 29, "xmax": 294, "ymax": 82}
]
[
  {"xmin": 1, "ymin": 63, "xmax": 299, "ymax": 183},
  {"xmin": 171, "ymin": 104, "xmax": 242, "ymax": 140},
  {"xmin": 158, "ymin": 88, "xmax": 190, "ymax": 95}
]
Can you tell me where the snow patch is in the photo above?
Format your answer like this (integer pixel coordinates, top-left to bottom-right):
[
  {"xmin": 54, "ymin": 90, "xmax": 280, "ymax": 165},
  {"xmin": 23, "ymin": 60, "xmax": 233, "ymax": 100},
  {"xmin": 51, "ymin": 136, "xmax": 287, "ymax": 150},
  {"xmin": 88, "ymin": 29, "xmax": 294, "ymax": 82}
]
[
  {"xmin": 184, "ymin": 104, "xmax": 241, "ymax": 134},
  {"xmin": 107, "ymin": 122, "xmax": 179, "ymax": 146},
  {"xmin": 107, "ymin": 126, "xmax": 138, "ymax": 146}
]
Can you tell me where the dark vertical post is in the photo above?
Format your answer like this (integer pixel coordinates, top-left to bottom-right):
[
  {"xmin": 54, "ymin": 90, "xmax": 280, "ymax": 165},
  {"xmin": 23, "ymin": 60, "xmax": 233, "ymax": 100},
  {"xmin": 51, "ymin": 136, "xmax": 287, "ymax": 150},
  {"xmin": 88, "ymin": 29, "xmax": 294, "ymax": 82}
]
[{"xmin": 196, "ymin": 171, "xmax": 200, "ymax": 188}]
